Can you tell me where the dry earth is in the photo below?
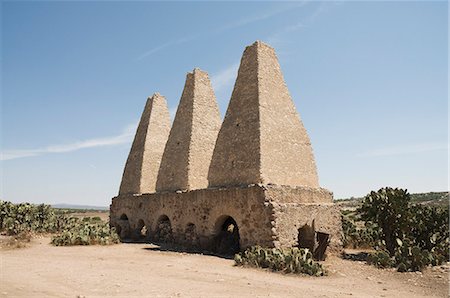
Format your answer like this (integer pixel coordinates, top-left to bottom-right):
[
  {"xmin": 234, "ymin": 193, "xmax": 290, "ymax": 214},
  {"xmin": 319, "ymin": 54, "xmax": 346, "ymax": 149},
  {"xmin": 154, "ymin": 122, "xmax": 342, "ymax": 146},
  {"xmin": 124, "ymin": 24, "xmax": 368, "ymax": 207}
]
[{"xmin": 1, "ymin": 237, "xmax": 448, "ymax": 298}]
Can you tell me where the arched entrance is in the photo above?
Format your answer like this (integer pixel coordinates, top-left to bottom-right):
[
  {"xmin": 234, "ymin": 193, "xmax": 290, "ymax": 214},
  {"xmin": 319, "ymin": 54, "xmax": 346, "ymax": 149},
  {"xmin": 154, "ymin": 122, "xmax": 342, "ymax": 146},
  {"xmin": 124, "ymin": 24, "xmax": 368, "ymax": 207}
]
[
  {"xmin": 154, "ymin": 215, "xmax": 173, "ymax": 243},
  {"xmin": 136, "ymin": 219, "xmax": 148, "ymax": 240},
  {"xmin": 213, "ymin": 215, "xmax": 240, "ymax": 255},
  {"xmin": 116, "ymin": 213, "xmax": 130, "ymax": 240}
]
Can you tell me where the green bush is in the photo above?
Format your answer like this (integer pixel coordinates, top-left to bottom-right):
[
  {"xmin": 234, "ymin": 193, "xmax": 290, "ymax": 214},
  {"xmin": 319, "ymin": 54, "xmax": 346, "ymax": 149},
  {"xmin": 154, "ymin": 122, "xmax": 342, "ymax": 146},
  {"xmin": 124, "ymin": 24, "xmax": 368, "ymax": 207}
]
[
  {"xmin": 0, "ymin": 201, "xmax": 60, "ymax": 235},
  {"xmin": 367, "ymin": 250, "xmax": 394, "ymax": 268},
  {"xmin": 358, "ymin": 187, "xmax": 411, "ymax": 255},
  {"xmin": 341, "ymin": 213, "xmax": 379, "ymax": 248},
  {"xmin": 355, "ymin": 187, "xmax": 449, "ymax": 272},
  {"xmin": 0, "ymin": 200, "xmax": 119, "ymax": 246},
  {"xmin": 51, "ymin": 217, "xmax": 119, "ymax": 246},
  {"xmin": 234, "ymin": 246, "xmax": 326, "ymax": 276}
]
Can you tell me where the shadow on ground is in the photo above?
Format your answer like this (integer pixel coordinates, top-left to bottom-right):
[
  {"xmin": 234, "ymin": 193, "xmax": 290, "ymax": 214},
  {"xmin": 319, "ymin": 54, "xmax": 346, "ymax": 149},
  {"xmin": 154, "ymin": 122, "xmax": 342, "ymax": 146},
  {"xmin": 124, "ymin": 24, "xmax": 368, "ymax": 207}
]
[{"xmin": 342, "ymin": 251, "xmax": 370, "ymax": 262}]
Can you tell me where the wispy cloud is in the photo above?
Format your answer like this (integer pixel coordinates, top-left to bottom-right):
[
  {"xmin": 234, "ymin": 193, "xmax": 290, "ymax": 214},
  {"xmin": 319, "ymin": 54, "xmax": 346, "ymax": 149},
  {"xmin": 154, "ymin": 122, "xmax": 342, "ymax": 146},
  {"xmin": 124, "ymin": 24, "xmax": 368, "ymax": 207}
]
[
  {"xmin": 217, "ymin": 2, "xmax": 307, "ymax": 32},
  {"xmin": 211, "ymin": 62, "xmax": 239, "ymax": 93},
  {"xmin": 1, "ymin": 122, "xmax": 137, "ymax": 161},
  {"xmin": 267, "ymin": 2, "xmax": 336, "ymax": 47},
  {"xmin": 137, "ymin": 3, "xmax": 305, "ymax": 61},
  {"xmin": 358, "ymin": 142, "xmax": 448, "ymax": 158},
  {"xmin": 136, "ymin": 36, "xmax": 195, "ymax": 61}
]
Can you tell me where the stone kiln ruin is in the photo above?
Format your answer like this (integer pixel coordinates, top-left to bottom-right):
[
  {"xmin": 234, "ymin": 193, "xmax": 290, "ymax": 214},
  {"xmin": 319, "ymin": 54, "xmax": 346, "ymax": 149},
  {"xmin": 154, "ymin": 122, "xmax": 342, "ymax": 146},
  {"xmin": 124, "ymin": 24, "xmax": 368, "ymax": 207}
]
[{"xmin": 110, "ymin": 41, "xmax": 342, "ymax": 256}]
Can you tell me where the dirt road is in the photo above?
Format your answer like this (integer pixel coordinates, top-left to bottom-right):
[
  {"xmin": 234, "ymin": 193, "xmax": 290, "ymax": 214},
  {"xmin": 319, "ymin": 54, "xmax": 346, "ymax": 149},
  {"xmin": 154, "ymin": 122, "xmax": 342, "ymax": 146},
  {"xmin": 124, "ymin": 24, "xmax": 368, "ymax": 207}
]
[{"xmin": 1, "ymin": 238, "xmax": 448, "ymax": 297}]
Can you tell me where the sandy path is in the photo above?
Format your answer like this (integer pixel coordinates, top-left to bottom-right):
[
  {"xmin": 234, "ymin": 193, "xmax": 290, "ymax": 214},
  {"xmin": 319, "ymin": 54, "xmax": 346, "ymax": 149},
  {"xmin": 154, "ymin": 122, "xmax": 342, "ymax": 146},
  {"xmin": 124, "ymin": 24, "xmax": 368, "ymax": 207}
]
[{"xmin": 1, "ymin": 238, "xmax": 448, "ymax": 297}]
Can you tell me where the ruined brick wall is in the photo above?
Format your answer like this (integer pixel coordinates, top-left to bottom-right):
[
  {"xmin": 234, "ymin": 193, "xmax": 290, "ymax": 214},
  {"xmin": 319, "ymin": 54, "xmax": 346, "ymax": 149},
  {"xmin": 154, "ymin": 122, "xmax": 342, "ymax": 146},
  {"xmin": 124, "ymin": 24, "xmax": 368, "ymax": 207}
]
[
  {"xmin": 111, "ymin": 185, "xmax": 274, "ymax": 249},
  {"xmin": 271, "ymin": 203, "xmax": 343, "ymax": 252},
  {"xmin": 110, "ymin": 185, "xmax": 342, "ymax": 252}
]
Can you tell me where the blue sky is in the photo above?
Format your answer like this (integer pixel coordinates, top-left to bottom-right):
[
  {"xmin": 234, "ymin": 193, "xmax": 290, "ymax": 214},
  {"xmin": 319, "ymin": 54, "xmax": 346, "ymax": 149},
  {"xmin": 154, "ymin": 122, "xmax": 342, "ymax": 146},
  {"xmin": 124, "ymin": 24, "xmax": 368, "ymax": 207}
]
[{"xmin": 1, "ymin": 1, "xmax": 448, "ymax": 206}]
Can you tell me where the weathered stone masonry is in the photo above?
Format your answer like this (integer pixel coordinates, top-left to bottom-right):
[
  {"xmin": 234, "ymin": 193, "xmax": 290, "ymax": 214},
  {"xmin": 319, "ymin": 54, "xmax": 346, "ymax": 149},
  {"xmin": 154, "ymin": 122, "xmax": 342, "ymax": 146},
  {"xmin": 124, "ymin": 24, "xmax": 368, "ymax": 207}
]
[{"xmin": 111, "ymin": 41, "xmax": 342, "ymax": 255}]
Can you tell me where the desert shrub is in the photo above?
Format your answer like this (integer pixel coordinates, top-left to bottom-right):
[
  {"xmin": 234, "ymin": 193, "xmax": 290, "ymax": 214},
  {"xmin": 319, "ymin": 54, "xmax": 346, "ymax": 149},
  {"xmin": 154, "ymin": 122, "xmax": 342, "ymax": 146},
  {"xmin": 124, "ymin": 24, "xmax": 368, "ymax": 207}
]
[
  {"xmin": 0, "ymin": 201, "xmax": 60, "ymax": 235},
  {"xmin": 408, "ymin": 205, "xmax": 449, "ymax": 257},
  {"xmin": 51, "ymin": 218, "xmax": 119, "ymax": 246},
  {"xmin": 0, "ymin": 200, "xmax": 119, "ymax": 246},
  {"xmin": 341, "ymin": 214, "xmax": 379, "ymax": 248},
  {"xmin": 357, "ymin": 187, "xmax": 449, "ymax": 272},
  {"xmin": 367, "ymin": 250, "xmax": 394, "ymax": 268},
  {"xmin": 234, "ymin": 246, "xmax": 326, "ymax": 276},
  {"xmin": 358, "ymin": 188, "xmax": 411, "ymax": 255},
  {"xmin": 393, "ymin": 238, "xmax": 436, "ymax": 272}
]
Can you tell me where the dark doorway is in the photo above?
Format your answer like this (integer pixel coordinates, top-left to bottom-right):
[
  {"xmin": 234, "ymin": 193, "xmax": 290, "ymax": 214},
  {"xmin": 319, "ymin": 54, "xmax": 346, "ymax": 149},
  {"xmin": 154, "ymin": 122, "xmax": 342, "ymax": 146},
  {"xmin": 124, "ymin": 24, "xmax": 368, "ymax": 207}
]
[
  {"xmin": 213, "ymin": 216, "xmax": 240, "ymax": 256},
  {"xmin": 116, "ymin": 213, "xmax": 130, "ymax": 240},
  {"xmin": 136, "ymin": 219, "xmax": 147, "ymax": 240},
  {"xmin": 297, "ymin": 220, "xmax": 330, "ymax": 260},
  {"xmin": 154, "ymin": 215, "xmax": 173, "ymax": 243}
]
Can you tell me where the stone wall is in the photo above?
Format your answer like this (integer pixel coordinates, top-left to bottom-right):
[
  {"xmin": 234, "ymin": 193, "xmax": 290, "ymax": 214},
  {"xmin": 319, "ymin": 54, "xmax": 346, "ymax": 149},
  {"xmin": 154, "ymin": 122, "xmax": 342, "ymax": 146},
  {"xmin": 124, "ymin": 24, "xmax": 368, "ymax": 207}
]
[
  {"xmin": 111, "ymin": 185, "xmax": 274, "ymax": 250},
  {"xmin": 110, "ymin": 185, "xmax": 342, "ymax": 252},
  {"xmin": 270, "ymin": 203, "xmax": 343, "ymax": 252}
]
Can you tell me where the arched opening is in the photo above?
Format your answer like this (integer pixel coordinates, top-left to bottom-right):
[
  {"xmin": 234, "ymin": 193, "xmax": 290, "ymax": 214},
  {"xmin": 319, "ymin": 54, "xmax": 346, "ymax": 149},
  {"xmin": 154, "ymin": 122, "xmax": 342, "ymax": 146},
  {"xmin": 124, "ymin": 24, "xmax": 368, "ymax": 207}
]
[
  {"xmin": 136, "ymin": 219, "xmax": 147, "ymax": 240},
  {"xmin": 213, "ymin": 216, "xmax": 240, "ymax": 256},
  {"xmin": 116, "ymin": 213, "xmax": 130, "ymax": 240},
  {"xmin": 184, "ymin": 223, "xmax": 198, "ymax": 247},
  {"xmin": 154, "ymin": 215, "xmax": 173, "ymax": 243}
]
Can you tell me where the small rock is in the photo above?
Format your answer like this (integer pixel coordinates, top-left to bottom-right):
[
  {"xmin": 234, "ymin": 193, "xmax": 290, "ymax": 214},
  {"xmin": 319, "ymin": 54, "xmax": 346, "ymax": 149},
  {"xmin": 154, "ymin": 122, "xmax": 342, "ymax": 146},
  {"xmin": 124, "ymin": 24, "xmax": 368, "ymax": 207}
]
[
  {"xmin": 377, "ymin": 281, "xmax": 382, "ymax": 284},
  {"xmin": 382, "ymin": 288, "xmax": 387, "ymax": 291}
]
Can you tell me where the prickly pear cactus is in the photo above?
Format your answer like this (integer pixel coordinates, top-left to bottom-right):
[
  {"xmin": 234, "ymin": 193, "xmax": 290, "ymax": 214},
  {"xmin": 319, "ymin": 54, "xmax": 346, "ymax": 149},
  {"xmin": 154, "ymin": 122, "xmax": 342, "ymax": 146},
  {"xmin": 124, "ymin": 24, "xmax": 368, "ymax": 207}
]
[{"xmin": 234, "ymin": 246, "xmax": 326, "ymax": 276}]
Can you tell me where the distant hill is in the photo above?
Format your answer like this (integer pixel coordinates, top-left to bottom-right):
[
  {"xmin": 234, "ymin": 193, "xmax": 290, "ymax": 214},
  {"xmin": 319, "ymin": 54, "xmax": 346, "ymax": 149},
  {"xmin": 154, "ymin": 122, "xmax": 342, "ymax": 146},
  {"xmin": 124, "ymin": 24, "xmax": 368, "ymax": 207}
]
[
  {"xmin": 336, "ymin": 191, "xmax": 448, "ymax": 209},
  {"xmin": 51, "ymin": 203, "xmax": 108, "ymax": 211}
]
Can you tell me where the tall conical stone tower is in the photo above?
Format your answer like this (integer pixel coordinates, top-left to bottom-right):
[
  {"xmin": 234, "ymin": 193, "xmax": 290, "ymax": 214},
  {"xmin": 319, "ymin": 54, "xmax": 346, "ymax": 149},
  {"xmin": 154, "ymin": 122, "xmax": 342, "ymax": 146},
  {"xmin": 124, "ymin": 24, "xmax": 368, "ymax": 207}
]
[
  {"xmin": 208, "ymin": 41, "xmax": 319, "ymax": 188},
  {"xmin": 156, "ymin": 68, "xmax": 221, "ymax": 192},
  {"xmin": 119, "ymin": 93, "xmax": 171, "ymax": 195}
]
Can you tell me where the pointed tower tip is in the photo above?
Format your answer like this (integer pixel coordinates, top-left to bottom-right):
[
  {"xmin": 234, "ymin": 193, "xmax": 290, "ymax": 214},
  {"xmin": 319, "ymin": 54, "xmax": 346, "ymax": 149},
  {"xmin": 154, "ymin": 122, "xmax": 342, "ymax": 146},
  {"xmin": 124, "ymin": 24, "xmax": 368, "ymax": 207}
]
[
  {"xmin": 148, "ymin": 92, "xmax": 166, "ymax": 102},
  {"xmin": 249, "ymin": 40, "xmax": 274, "ymax": 50},
  {"xmin": 191, "ymin": 67, "xmax": 208, "ymax": 76}
]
